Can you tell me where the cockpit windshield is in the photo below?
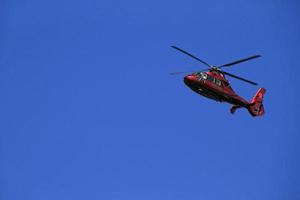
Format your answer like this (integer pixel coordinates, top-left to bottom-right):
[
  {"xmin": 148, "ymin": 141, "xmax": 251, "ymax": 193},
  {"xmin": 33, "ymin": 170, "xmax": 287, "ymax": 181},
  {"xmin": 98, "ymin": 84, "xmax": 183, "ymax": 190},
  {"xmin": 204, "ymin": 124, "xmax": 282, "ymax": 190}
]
[{"xmin": 194, "ymin": 72, "xmax": 207, "ymax": 80}]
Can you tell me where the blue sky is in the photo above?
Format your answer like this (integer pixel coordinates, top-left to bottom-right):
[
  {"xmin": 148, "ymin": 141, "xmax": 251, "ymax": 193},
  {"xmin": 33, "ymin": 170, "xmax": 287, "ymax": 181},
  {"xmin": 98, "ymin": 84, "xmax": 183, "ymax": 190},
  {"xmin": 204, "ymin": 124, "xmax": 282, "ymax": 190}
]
[{"xmin": 1, "ymin": 0, "xmax": 299, "ymax": 199}]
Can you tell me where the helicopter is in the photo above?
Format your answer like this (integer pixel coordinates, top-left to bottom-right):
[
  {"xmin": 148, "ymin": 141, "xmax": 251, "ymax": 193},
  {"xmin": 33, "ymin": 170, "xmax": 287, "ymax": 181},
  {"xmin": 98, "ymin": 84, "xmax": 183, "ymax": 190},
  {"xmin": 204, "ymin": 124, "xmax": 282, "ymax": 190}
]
[{"xmin": 171, "ymin": 46, "xmax": 266, "ymax": 117}]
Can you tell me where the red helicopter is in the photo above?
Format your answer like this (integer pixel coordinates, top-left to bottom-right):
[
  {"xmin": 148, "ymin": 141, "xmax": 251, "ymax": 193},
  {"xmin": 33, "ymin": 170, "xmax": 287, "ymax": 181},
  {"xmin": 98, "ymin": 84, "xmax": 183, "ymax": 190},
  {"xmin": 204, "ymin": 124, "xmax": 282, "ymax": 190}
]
[{"xmin": 171, "ymin": 46, "xmax": 266, "ymax": 117}]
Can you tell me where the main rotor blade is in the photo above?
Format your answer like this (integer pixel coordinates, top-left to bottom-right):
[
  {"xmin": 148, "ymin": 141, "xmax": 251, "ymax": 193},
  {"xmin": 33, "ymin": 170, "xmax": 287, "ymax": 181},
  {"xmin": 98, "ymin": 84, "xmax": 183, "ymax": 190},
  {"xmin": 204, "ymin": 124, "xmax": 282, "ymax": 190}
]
[
  {"xmin": 169, "ymin": 68, "xmax": 210, "ymax": 75},
  {"xmin": 171, "ymin": 46, "xmax": 212, "ymax": 68},
  {"xmin": 169, "ymin": 71, "xmax": 194, "ymax": 75},
  {"xmin": 218, "ymin": 55, "xmax": 261, "ymax": 68},
  {"xmin": 220, "ymin": 70, "xmax": 258, "ymax": 85}
]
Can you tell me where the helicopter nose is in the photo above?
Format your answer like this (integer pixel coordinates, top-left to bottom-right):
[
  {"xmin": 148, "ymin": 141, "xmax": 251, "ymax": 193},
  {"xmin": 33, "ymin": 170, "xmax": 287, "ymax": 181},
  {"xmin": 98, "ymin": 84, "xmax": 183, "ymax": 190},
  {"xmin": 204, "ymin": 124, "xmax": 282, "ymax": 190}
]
[
  {"xmin": 184, "ymin": 75, "xmax": 196, "ymax": 82},
  {"xmin": 184, "ymin": 75, "xmax": 197, "ymax": 86}
]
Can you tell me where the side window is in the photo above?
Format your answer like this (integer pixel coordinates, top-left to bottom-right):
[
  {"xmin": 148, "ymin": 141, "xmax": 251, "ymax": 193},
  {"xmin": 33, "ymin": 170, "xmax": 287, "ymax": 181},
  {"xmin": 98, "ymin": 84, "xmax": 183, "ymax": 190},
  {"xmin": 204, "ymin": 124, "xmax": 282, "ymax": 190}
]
[
  {"xmin": 215, "ymin": 79, "xmax": 221, "ymax": 86},
  {"xmin": 208, "ymin": 76, "xmax": 221, "ymax": 86},
  {"xmin": 207, "ymin": 75, "xmax": 213, "ymax": 82}
]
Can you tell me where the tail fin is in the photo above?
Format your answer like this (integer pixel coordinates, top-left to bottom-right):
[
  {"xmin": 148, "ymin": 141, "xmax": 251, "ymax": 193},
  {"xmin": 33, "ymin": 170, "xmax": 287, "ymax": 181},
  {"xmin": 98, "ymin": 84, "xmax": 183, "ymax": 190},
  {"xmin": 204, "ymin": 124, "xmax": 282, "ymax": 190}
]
[{"xmin": 248, "ymin": 87, "xmax": 266, "ymax": 117}]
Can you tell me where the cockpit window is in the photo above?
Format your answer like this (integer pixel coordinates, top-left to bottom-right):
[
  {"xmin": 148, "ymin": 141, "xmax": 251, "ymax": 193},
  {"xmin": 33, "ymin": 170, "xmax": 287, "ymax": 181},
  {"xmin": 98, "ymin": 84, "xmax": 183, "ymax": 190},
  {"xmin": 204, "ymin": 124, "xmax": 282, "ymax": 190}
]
[{"xmin": 196, "ymin": 72, "xmax": 207, "ymax": 80}]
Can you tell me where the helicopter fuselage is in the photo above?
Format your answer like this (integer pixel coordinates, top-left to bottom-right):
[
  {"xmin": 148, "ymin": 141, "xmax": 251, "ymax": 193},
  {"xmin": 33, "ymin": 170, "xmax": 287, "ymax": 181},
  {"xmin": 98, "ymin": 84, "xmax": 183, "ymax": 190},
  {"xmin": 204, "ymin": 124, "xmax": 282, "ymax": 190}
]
[
  {"xmin": 171, "ymin": 45, "xmax": 266, "ymax": 116},
  {"xmin": 184, "ymin": 71, "xmax": 249, "ymax": 108}
]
